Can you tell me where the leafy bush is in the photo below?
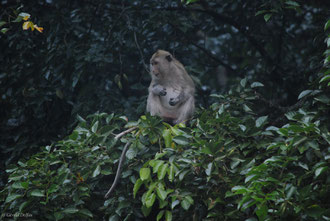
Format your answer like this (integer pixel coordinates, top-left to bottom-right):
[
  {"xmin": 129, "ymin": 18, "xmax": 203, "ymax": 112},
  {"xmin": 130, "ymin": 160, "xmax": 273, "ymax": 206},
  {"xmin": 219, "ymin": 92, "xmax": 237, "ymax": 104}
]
[
  {"xmin": 1, "ymin": 80, "xmax": 329, "ymax": 220},
  {"xmin": 1, "ymin": 2, "xmax": 330, "ymax": 221}
]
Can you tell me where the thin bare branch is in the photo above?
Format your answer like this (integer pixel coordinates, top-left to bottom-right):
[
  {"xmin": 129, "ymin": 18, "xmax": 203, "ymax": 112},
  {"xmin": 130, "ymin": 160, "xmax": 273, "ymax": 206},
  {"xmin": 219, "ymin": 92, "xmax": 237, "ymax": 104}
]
[
  {"xmin": 114, "ymin": 126, "xmax": 138, "ymax": 140},
  {"xmin": 134, "ymin": 32, "xmax": 149, "ymax": 73}
]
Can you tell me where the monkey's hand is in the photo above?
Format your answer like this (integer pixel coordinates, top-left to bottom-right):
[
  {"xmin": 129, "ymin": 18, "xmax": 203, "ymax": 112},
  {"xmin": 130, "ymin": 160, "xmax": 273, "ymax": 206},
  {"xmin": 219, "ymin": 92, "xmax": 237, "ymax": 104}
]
[
  {"xmin": 169, "ymin": 97, "xmax": 180, "ymax": 106},
  {"xmin": 159, "ymin": 88, "xmax": 167, "ymax": 96},
  {"xmin": 152, "ymin": 84, "xmax": 167, "ymax": 96}
]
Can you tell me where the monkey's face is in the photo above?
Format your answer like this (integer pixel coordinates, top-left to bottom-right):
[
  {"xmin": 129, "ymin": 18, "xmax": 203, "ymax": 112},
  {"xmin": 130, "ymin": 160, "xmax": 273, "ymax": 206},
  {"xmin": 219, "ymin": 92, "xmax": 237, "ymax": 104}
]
[
  {"xmin": 150, "ymin": 58, "xmax": 161, "ymax": 78},
  {"xmin": 150, "ymin": 53, "xmax": 173, "ymax": 79}
]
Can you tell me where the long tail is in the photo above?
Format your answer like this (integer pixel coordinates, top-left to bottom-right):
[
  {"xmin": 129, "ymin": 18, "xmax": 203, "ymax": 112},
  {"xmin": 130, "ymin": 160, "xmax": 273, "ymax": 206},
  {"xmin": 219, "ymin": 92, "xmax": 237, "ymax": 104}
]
[{"xmin": 104, "ymin": 142, "xmax": 131, "ymax": 199}]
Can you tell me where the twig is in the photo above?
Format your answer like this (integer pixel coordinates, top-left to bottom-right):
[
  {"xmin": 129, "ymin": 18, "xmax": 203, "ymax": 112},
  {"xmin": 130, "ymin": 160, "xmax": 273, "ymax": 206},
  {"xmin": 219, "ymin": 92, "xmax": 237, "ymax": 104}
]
[
  {"xmin": 134, "ymin": 32, "xmax": 149, "ymax": 73},
  {"xmin": 255, "ymin": 91, "xmax": 307, "ymax": 113},
  {"xmin": 114, "ymin": 126, "xmax": 138, "ymax": 140},
  {"xmin": 168, "ymin": 22, "xmax": 236, "ymax": 73}
]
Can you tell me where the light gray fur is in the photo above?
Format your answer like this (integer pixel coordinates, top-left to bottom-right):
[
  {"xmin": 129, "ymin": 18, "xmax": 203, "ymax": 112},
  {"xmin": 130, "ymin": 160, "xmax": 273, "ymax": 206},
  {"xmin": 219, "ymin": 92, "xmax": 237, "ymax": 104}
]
[{"xmin": 147, "ymin": 50, "xmax": 195, "ymax": 125}]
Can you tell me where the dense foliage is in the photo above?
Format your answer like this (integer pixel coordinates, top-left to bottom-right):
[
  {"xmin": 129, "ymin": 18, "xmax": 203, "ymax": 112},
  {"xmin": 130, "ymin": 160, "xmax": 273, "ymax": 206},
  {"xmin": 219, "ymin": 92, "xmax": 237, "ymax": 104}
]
[{"xmin": 0, "ymin": 0, "xmax": 329, "ymax": 220}]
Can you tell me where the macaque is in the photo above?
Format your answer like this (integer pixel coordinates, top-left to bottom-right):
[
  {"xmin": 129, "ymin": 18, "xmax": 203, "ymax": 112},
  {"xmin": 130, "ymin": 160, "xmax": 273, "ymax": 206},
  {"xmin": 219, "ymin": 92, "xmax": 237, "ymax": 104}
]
[
  {"xmin": 104, "ymin": 50, "xmax": 195, "ymax": 199},
  {"xmin": 147, "ymin": 50, "xmax": 195, "ymax": 125}
]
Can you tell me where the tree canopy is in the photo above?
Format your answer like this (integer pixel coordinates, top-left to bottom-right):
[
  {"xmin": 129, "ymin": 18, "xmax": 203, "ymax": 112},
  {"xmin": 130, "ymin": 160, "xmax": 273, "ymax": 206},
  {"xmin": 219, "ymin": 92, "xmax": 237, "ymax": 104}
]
[{"xmin": 0, "ymin": 0, "xmax": 329, "ymax": 220}]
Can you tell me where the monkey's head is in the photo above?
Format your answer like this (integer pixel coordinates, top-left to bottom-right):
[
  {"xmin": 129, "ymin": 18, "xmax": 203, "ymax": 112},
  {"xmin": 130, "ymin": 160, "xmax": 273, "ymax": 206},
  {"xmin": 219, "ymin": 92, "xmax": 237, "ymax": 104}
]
[{"xmin": 150, "ymin": 50, "xmax": 173, "ymax": 79}]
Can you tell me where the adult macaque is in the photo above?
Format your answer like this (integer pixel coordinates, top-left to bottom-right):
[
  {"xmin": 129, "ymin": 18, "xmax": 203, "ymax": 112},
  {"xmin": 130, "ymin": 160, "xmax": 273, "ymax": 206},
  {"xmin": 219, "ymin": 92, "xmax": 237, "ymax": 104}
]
[
  {"xmin": 147, "ymin": 50, "xmax": 195, "ymax": 125},
  {"xmin": 104, "ymin": 50, "xmax": 195, "ymax": 199}
]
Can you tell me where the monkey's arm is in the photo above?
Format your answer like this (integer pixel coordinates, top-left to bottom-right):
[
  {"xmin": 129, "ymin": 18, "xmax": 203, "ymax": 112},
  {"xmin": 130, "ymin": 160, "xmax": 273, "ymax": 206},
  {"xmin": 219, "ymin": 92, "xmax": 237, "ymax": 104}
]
[
  {"xmin": 169, "ymin": 90, "xmax": 189, "ymax": 106},
  {"xmin": 151, "ymin": 84, "xmax": 167, "ymax": 96}
]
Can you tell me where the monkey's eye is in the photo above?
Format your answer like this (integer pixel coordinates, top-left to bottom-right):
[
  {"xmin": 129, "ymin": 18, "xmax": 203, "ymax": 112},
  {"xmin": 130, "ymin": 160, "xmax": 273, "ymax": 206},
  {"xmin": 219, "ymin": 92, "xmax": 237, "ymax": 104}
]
[{"xmin": 153, "ymin": 61, "xmax": 158, "ymax": 65}]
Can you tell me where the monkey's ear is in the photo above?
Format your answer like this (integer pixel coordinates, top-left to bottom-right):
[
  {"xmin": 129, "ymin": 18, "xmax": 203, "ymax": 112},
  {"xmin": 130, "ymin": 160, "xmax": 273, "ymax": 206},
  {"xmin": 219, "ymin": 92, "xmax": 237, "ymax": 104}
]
[{"xmin": 165, "ymin": 55, "xmax": 172, "ymax": 62}]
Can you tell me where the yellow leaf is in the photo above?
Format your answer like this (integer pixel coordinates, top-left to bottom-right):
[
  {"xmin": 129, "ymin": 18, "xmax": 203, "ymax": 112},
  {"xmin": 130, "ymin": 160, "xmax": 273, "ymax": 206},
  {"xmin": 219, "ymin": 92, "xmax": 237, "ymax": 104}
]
[
  {"xmin": 34, "ymin": 25, "xmax": 44, "ymax": 33},
  {"xmin": 22, "ymin": 21, "xmax": 32, "ymax": 30},
  {"xmin": 30, "ymin": 23, "xmax": 35, "ymax": 31}
]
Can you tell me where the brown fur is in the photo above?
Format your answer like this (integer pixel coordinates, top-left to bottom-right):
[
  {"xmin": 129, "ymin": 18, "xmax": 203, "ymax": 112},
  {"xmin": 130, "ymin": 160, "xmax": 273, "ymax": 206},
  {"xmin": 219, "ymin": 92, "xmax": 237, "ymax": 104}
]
[{"xmin": 147, "ymin": 50, "xmax": 195, "ymax": 125}]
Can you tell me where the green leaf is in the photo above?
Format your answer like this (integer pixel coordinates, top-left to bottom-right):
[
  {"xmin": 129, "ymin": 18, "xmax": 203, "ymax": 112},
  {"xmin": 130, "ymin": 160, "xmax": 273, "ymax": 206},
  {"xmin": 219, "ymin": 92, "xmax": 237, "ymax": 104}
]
[
  {"xmin": 264, "ymin": 14, "xmax": 272, "ymax": 22},
  {"xmin": 12, "ymin": 16, "xmax": 23, "ymax": 23},
  {"xmin": 91, "ymin": 121, "xmax": 99, "ymax": 133},
  {"xmin": 1, "ymin": 28, "xmax": 9, "ymax": 34},
  {"xmin": 255, "ymin": 10, "xmax": 268, "ymax": 16},
  {"xmin": 140, "ymin": 168, "xmax": 151, "ymax": 181},
  {"xmin": 146, "ymin": 192, "xmax": 156, "ymax": 208},
  {"xmin": 325, "ymin": 20, "xmax": 330, "ymax": 31},
  {"xmin": 106, "ymin": 113, "xmax": 114, "ymax": 123},
  {"xmin": 171, "ymin": 200, "xmax": 180, "ymax": 209},
  {"xmin": 158, "ymin": 163, "xmax": 168, "ymax": 180},
  {"xmin": 315, "ymin": 167, "xmax": 328, "ymax": 178},
  {"xmin": 168, "ymin": 163, "xmax": 175, "ymax": 182},
  {"xmin": 256, "ymin": 204, "xmax": 268, "ymax": 220},
  {"xmin": 243, "ymin": 104, "xmax": 252, "ymax": 112},
  {"xmin": 30, "ymin": 189, "xmax": 45, "ymax": 197},
  {"xmin": 306, "ymin": 205, "xmax": 324, "ymax": 218},
  {"xmin": 185, "ymin": 195, "xmax": 194, "ymax": 204},
  {"xmin": 239, "ymin": 124, "xmax": 246, "ymax": 132},
  {"xmin": 79, "ymin": 209, "xmax": 93, "ymax": 218},
  {"xmin": 218, "ymin": 104, "xmax": 225, "ymax": 115},
  {"xmin": 320, "ymin": 75, "xmax": 330, "ymax": 83},
  {"xmin": 162, "ymin": 129, "xmax": 172, "ymax": 148},
  {"xmin": 165, "ymin": 210, "xmax": 172, "ymax": 221},
  {"xmin": 5, "ymin": 193, "xmax": 22, "ymax": 203},
  {"xmin": 19, "ymin": 201, "xmax": 29, "ymax": 212},
  {"xmin": 285, "ymin": 1, "xmax": 300, "ymax": 7},
  {"xmin": 286, "ymin": 185, "xmax": 297, "ymax": 199},
  {"xmin": 314, "ymin": 95, "xmax": 330, "ymax": 104},
  {"xmin": 77, "ymin": 114, "xmax": 86, "ymax": 123},
  {"xmin": 232, "ymin": 186, "xmax": 249, "ymax": 194},
  {"xmin": 245, "ymin": 174, "xmax": 258, "ymax": 183},
  {"xmin": 54, "ymin": 212, "xmax": 64, "ymax": 220},
  {"xmin": 133, "ymin": 178, "xmax": 143, "ymax": 198},
  {"xmin": 69, "ymin": 130, "xmax": 78, "ymax": 140},
  {"xmin": 12, "ymin": 181, "xmax": 28, "ymax": 189},
  {"xmin": 185, "ymin": 0, "xmax": 198, "ymax": 5},
  {"xmin": 205, "ymin": 162, "xmax": 212, "ymax": 176},
  {"xmin": 181, "ymin": 196, "xmax": 193, "ymax": 210},
  {"xmin": 157, "ymin": 210, "xmax": 165, "ymax": 221},
  {"xmin": 155, "ymin": 152, "xmax": 167, "ymax": 159},
  {"xmin": 0, "ymin": 21, "xmax": 6, "ymax": 27},
  {"xmin": 298, "ymin": 90, "xmax": 313, "ymax": 99},
  {"xmin": 326, "ymin": 40, "xmax": 330, "ymax": 49},
  {"xmin": 172, "ymin": 136, "xmax": 189, "ymax": 145},
  {"xmin": 150, "ymin": 160, "xmax": 165, "ymax": 173},
  {"xmin": 141, "ymin": 205, "xmax": 152, "ymax": 217},
  {"xmin": 256, "ymin": 116, "xmax": 268, "ymax": 127},
  {"xmin": 92, "ymin": 165, "xmax": 101, "ymax": 177},
  {"xmin": 240, "ymin": 78, "xmax": 247, "ymax": 87},
  {"xmin": 63, "ymin": 207, "xmax": 79, "ymax": 214},
  {"xmin": 251, "ymin": 82, "xmax": 264, "ymax": 88},
  {"xmin": 126, "ymin": 146, "xmax": 137, "ymax": 160},
  {"xmin": 156, "ymin": 188, "xmax": 167, "ymax": 201}
]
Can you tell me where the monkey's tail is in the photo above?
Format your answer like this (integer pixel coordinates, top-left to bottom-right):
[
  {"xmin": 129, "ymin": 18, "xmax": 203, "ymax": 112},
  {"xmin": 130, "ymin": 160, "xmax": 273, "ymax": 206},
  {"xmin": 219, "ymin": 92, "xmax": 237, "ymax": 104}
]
[{"xmin": 104, "ymin": 142, "xmax": 131, "ymax": 199}]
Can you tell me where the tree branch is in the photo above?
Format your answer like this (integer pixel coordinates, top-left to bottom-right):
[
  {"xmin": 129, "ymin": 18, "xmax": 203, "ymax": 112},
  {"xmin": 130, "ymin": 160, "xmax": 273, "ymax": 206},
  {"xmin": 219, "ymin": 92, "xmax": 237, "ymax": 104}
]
[
  {"xmin": 134, "ymin": 32, "xmax": 149, "ymax": 73},
  {"xmin": 168, "ymin": 22, "xmax": 236, "ymax": 73},
  {"xmin": 114, "ymin": 126, "xmax": 138, "ymax": 140},
  {"xmin": 160, "ymin": 5, "xmax": 285, "ymax": 73}
]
